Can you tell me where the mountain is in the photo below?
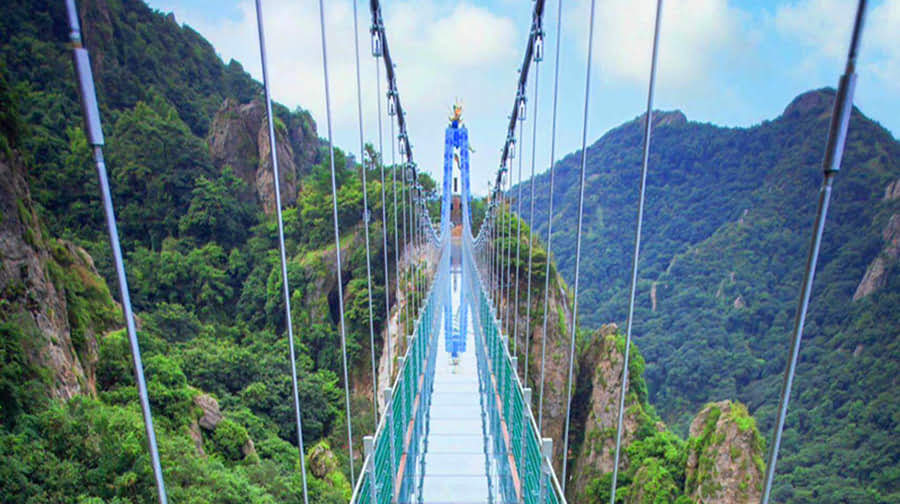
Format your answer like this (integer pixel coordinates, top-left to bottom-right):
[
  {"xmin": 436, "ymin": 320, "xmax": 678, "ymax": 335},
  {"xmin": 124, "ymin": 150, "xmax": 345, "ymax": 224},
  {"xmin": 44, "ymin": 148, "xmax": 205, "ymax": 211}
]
[
  {"xmin": 2, "ymin": 0, "xmax": 892, "ymax": 501},
  {"xmin": 518, "ymin": 89, "xmax": 900, "ymax": 502},
  {"xmin": 0, "ymin": 0, "xmax": 405, "ymax": 501},
  {"xmin": 490, "ymin": 208, "xmax": 767, "ymax": 503},
  {"xmin": 0, "ymin": 0, "xmax": 763, "ymax": 499}
]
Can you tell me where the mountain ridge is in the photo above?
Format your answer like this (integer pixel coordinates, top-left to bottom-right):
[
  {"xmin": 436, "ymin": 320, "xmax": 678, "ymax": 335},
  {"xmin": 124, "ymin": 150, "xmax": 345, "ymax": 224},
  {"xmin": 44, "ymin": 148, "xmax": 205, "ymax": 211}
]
[{"xmin": 516, "ymin": 85, "xmax": 900, "ymax": 502}]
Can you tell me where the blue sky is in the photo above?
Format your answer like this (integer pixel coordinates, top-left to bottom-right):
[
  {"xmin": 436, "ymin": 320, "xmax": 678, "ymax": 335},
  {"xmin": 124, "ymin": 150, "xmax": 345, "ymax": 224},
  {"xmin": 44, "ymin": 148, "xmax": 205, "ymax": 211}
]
[{"xmin": 147, "ymin": 0, "xmax": 898, "ymax": 195}]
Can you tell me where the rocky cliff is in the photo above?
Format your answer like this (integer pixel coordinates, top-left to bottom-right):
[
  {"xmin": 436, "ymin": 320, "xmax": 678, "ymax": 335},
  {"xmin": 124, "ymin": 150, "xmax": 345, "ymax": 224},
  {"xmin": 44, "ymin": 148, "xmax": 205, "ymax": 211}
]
[
  {"xmin": 496, "ymin": 211, "xmax": 765, "ymax": 502},
  {"xmin": 686, "ymin": 401, "xmax": 765, "ymax": 503},
  {"xmin": 853, "ymin": 198, "xmax": 900, "ymax": 300},
  {"xmin": 207, "ymin": 98, "xmax": 307, "ymax": 214},
  {"xmin": 0, "ymin": 151, "xmax": 119, "ymax": 400},
  {"xmin": 569, "ymin": 324, "xmax": 646, "ymax": 498}
]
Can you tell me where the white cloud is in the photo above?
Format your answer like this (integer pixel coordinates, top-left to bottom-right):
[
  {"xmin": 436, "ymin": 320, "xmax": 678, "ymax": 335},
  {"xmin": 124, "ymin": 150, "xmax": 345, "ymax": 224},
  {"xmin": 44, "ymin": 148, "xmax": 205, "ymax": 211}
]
[
  {"xmin": 565, "ymin": 0, "xmax": 754, "ymax": 89},
  {"xmin": 775, "ymin": 0, "xmax": 900, "ymax": 89},
  {"xmin": 151, "ymin": 0, "xmax": 522, "ymax": 193}
]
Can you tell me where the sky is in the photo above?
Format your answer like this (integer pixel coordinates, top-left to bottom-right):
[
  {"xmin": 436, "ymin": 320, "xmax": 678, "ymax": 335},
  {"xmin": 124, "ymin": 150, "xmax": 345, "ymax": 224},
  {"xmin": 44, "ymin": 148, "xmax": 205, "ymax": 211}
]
[{"xmin": 146, "ymin": 0, "xmax": 899, "ymax": 195}]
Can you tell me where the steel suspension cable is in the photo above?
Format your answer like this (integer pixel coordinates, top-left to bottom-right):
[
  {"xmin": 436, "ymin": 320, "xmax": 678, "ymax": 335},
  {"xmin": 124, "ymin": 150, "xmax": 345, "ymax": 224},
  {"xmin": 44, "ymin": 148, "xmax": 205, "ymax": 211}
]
[
  {"xmin": 500, "ymin": 168, "xmax": 509, "ymax": 331},
  {"xmin": 400, "ymin": 158, "xmax": 410, "ymax": 334},
  {"xmin": 538, "ymin": 0, "xmax": 564, "ymax": 433},
  {"xmin": 390, "ymin": 117, "xmax": 403, "ymax": 366},
  {"xmin": 407, "ymin": 167, "xmax": 417, "ymax": 316},
  {"xmin": 523, "ymin": 56, "xmax": 541, "ymax": 389},
  {"xmin": 561, "ymin": 0, "xmax": 598, "ymax": 489},
  {"xmin": 351, "ymin": 0, "xmax": 379, "ymax": 424},
  {"xmin": 492, "ymin": 196, "xmax": 499, "ymax": 301},
  {"xmin": 316, "ymin": 0, "xmax": 356, "ymax": 482},
  {"xmin": 513, "ymin": 103, "xmax": 527, "ymax": 363},
  {"xmin": 65, "ymin": 2, "xmax": 168, "ymax": 501},
  {"xmin": 373, "ymin": 19, "xmax": 393, "ymax": 387},
  {"xmin": 505, "ymin": 128, "xmax": 519, "ymax": 338},
  {"xmin": 494, "ymin": 180, "xmax": 503, "ymax": 305},
  {"xmin": 252, "ymin": 1, "xmax": 311, "ymax": 500},
  {"xmin": 609, "ymin": 1, "xmax": 662, "ymax": 500},
  {"xmin": 496, "ymin": 182, "xmax": 504, "ymax": 305},
  {"xmin": 760, "ymin": 1, "xmax": 867, "ymax": 502},
  {"xmin": 495, "ymin": 182, "xmax": 502, "ymax": 312},
  {"xmin": 413, "ymin": 181, "xmax": 420, "ymax": 307},
  {"xmin": 489, "ymin": 191, "xmax": 495, "ymax": 300}
]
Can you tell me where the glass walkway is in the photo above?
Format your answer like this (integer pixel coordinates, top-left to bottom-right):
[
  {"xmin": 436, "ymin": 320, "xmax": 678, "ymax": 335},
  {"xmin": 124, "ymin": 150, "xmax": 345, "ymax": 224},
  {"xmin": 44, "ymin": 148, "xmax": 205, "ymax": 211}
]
[{"xmin": 351, "ymin": 231, "xmax": 565, "ymax": 504}]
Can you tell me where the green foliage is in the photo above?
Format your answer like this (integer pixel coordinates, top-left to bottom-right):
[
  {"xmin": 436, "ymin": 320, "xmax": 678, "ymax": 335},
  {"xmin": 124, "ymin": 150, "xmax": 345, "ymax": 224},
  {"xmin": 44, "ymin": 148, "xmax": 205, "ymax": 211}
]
[
  {"xmin": 46, "ymin": 239, "xmax": 120, "ymax": 354},
  {"xmin": 106, "ymin": 98, "xmax": 215, "ymax": 250},
  {"xmin": 179, "ymin": 168, "xmax": 257, "ymax": 248},
  {"xmin": 212, "ymin": 418, "xmax": 251, "ymax": 461},
  {"xmin": 0, "ymin": 318, "xmax": 50, "ymax": 425},
  {"xmin": 0, "ymin": 61, "xmax": 23, "ymax": 155},
  {"xmin": 524, "ymin": 95, "xmax": 900, "ymax": 500},
  {"xmin": 144, "ymin": 355, "xmax": 193, "ymax": 421},
  {"xmin": 0, "ymin": 0, "xmax": 396, "ymax": 500}
]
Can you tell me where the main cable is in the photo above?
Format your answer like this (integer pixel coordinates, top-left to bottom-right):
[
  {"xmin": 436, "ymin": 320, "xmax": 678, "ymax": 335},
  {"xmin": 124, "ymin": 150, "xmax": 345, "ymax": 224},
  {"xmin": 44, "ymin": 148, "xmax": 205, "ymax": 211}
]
[
  {"xmin": 316, "ymin": 0, "xmax": 356, "ymax": 483},
  {"xmin": 561, "ymin": 0, "xmax": 598, "ymax": 489},
  {"xmin": 609, "ymin": 1, "xmax": 663, "ymax": 500}
]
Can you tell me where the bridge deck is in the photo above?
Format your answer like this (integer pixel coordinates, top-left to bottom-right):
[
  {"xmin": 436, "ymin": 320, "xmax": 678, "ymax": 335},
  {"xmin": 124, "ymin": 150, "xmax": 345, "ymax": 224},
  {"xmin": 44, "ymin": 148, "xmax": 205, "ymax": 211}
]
[{"xmin": 402, "ymin": 268, "xmax": 510, "ymax": 503}]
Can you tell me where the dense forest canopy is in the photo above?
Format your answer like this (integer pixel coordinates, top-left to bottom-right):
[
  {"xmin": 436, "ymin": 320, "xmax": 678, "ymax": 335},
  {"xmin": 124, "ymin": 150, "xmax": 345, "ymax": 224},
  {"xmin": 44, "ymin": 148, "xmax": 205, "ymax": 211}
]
[
  {"xmin": 518, "ymin": 93, "xmax": 900, "ymax": 501},
  {"xmin": 0, "ymin": 0, "xmax": 897, "ymax": 503},
  {"xmin": 0, "ymin": 0, "xmax": 429, "ymax": 501}
]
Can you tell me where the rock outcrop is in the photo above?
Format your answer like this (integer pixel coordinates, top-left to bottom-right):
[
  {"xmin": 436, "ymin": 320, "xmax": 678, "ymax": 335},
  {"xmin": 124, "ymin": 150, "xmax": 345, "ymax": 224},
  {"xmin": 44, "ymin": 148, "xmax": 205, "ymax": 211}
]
[
  {"xmin": 782, "ymin": 88, "xmax": 840, "ymax": 119},
  {"xmin": 686, "ymin": 401, "xmax": 765, "ymax": 504},
  {"xmin": 884, "ymin": 179, "xmax": 900, "ymax": 201},
  {"xmin": 570, "ymin": 324, "xmax": 648, "ymax": 499},
  {"xmin": 194, "ymin": 392, "xmax": 223, "ymax": 430},
  {"xmin": 207, "ymin": 98, "xmax": 311, "ymax": 214},
  {"xmin": 853, "ymin": 213, "xmax": 900, "ymax": 300},
  {"xmin": 634, "ymin": 110, "xmax": 688, "ymax": 129},
  {"xmin": 517, "ymin": 277, "xmax": 572, "ymax": 475},
  {"xmin": 0, "ymin": 152, "xmax": 117, "ymax": 399}
]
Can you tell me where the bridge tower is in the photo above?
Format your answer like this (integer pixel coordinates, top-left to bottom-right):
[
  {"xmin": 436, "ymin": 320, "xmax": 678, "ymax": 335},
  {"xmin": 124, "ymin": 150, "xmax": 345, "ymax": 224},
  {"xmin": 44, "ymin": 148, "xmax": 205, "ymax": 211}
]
[{"xmin": 441, "ymin": 103, "xmax": 471, "ymax": 358}]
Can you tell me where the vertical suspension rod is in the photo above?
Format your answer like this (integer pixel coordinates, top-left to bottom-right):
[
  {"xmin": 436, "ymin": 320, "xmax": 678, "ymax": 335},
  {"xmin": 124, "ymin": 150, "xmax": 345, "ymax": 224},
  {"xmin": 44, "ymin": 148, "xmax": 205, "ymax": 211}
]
[
  {"xmin": 760, "ymin": 1, "xmax": 867, "ymax": 502},
  {"xmin": 539, "ymin": 0, "xmax": 565, "ymax": 432},
  {"xmin": 561, "ymin": 0, "xmax": 598, "ymax": 489},
  {"xmin": 523, "ymin": 56, "xmax": 542, "ymax": 389},
  {"xmin": 65, "ymin": 2, "xmax": 169, "ymax": 502},
  {"xmin": 351, "ymin": 0, "xmax": 379, "ymax": 424},
  {"xmin": 512, "ymin": 118, "xmax": 525, "ymax": 356},
  {"xmin": 609, "ymin": 1, "xmax": 663, "ymax": 501},
  {"xmin": 316, "ymin": 0, "xmax": 356, "ymax": 483},
  {"xmin": 373, "ymin": 16, "xmax": 394, "ymax": 387}
]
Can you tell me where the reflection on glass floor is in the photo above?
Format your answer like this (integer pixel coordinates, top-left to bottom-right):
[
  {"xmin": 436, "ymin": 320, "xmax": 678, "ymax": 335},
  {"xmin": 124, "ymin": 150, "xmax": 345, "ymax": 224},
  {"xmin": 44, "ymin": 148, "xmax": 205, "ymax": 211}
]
[{"xmin": 397, "ymin": 266, "xmax": 514, "ymax": 504}]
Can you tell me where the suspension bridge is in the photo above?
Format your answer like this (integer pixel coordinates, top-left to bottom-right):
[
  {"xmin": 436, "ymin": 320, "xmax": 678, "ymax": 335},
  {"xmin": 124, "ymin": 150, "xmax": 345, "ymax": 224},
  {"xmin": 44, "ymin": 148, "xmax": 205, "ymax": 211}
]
[{"xmin": 61, "ymin": 0, "xmax": 870, "ymax": 502}]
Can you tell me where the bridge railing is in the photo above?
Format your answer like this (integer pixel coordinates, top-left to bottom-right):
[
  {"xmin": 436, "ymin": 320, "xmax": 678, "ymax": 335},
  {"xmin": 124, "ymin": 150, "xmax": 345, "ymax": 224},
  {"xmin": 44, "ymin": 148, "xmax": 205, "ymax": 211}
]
[
  {"xmin": 350, "ymin": 239, "xmax": 446, "ymax": 504},
  {"xmin": 465, "ymin": 231, "xmax": 567, "ymax": 504}
]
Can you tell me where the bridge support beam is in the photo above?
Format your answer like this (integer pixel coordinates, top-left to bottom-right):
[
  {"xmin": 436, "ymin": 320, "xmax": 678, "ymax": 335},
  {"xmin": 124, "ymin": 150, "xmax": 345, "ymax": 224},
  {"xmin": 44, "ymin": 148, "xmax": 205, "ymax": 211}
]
[
  {"xmin": 384, "ymin": 387, "xmax": 397, "ymax": 503},
  {"xmin": 540, "ymin": 438, "xmax": 553, "ymax": 502},
  {"xmin": 364, "ymin": 436, "xmax": 378, "ymax": 503},
  {"xmin": 521, "ymin": 387, "xmax": 533, "ymax": 504}
]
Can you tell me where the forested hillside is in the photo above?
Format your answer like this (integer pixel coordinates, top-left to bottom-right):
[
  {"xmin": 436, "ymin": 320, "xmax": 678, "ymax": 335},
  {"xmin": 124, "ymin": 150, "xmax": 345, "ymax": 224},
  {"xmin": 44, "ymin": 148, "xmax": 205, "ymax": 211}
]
[
  {"xmin": 1, "ymin": 0, "xmax": 896, "ymax": 502},
  {"xmin": 519, "ymin": 90, "xmax": 900, "ymax": 502},
  {"xmin": 1, "ymin": 0, "xmax": 425, "ymax": 501}
]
